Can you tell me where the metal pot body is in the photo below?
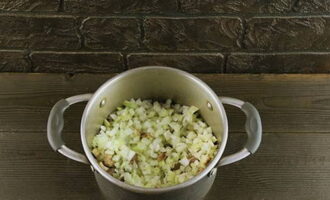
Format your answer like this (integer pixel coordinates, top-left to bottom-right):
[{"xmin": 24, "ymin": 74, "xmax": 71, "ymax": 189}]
[
  {"xmin": 82, "ymin": 67, "xmax": 226, "ymax": 199},
  {"xmin": 94, "ymin": 168, "xmax": 217, "ymax": 200},
  {"xmin": 47, "ymin": 66, "xmax": 262, "ymax": 200}
]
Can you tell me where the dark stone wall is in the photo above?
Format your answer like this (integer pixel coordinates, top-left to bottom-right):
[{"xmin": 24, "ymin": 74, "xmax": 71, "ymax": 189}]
[{"xmin": 1, "ymin": 0, "xmax": 330, "ymax": 73}]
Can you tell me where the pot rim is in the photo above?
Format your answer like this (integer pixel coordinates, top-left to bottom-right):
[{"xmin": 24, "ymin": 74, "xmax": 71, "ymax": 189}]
[{"xmin": 81, "ymin": 66, "xmax": 228, "ymax": 194}]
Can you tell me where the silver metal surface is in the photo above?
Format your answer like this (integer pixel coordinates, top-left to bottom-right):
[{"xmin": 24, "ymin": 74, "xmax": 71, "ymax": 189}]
[
  {"xmin": 90, "ymin": 165, "xmax": 96, "ymax": 172},
  {"xmin": 218, "ymin": 148, "xmax": 250, "ymax": 166},
  {"xmin": 217, "ymin": 96, "xmax": 262, "ymax": 167},
  {"xmin": 95, "ymin": 169, "xmax": 217, "ymax": 200},
  {"xmin": 100, "ymin": 98, "xmax": 106, "ymax": 108},
  {"xmin": 47, "ymin": 66, "xmax": 262, "ymax": 200},
  {"xmin": 58, "ymin": 145, "xmax": 89, "ymax": 164},
  {"xmin": 207, "ymin": 168, "xmax": 217, "ymax": 177},
  {"xmin": 47, "ymin": 93, "xmax": 92, "ymax": 164},
  {"xmin": 81, "ymin": 66, "xmax": 228, "ymax": 197},
  {"xmin": 207, "ymin": 101, "xmax": 213, "ymax": 111}
]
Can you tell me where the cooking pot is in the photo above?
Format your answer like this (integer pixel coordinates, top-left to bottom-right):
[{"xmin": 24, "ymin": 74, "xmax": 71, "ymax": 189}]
[{"xmin": 47, "ymin": 66, "xmax": 262, "ymax": 200}]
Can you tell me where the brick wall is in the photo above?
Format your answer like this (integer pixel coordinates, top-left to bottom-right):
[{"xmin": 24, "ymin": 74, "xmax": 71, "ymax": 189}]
[{"xmin": 1, "ymin": 0, "xmax": 330, "ymax": 73}]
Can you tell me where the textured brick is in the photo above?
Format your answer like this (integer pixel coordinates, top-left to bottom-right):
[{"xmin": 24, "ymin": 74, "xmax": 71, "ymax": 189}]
[
  {"xmin": 293, "ymin": 0, "xmax": 330, "ymax": 13},
  {"xmin": 180, "ymin": 0, "xmax": 294, "ymax": 14},
  {"xmin": 127, "ymin": 53, "xmax": 224, "ymax": 73},
  {"xmin": 0, "ymin": 51, "xmax": 30, "ymax": 72},
  {"xmin": 31, "ymin": 52, "xmax": 124, "ymax": 73},
  {"xmin": 64, "ymin": 0, "xmax": 177, "ymax": 14},
  {"xmin": 227, "ymin": 53, "xmax": 330, "ymax": 73},
  {"xmin": 244, "ymin": 17, "xmax": 330, "ymax": 51},
  {"xmin": 82, "ymin": 17, "xmax": 140, "ymax": 50},
  {"xmin": 0, "ymin": 15, "xmax": 80, "ymax": 50},
  {"xmin": 0, "ymin": 0, "xmax": 59, "ymax": 12},
  {"xmin": 144, "ymin": 17, "xmax": 242, "ymax": 51}
]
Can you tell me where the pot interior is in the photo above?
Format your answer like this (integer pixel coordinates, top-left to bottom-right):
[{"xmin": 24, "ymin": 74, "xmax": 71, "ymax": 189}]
[{"xmin": 81, "ymin": 67, "xmax": 227, "ymax": 187}]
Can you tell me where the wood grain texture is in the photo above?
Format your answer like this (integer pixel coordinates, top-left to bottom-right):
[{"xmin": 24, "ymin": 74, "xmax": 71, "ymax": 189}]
[
  {"xmin": 205, "ymin": 133, "xmax": 330, "ymax": 200},
  {"xmin": 1, "ymin": 74, "xmax": 329, "ymax": 133},
  {"xmin": 0, "ymin": 74, "xmax": 330, "ymax": 200}
]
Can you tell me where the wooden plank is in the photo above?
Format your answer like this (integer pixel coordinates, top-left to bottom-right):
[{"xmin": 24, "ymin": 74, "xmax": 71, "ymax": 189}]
[
  {"xmin": 0, "ymin": 73, "xmax": 330, "ymax": 133},
  {"xmin": 0, "ymin": 73, "xmax": 330, "ymax": 199},
  {"xmin": 205, "ymin": 133, "xmax": 330, "ymax": 200},
  {"xmin": 1, "ymin": 131, "xmax": 330, "ymax": 199}
]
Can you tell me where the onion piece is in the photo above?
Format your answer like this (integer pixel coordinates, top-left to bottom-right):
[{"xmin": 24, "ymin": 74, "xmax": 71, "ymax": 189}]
[{"xmin": 91, "ymin": 99, "xmax": 219, "ymax": 188}]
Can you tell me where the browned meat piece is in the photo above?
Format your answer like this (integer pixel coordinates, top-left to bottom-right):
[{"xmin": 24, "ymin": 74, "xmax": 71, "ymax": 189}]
[
  {"xmin": 103, "ymin": 154, "xmax": 114, "ymax": 167},
  {"xmin": 99, "ymin": 161, "xmax": 109, "ymax": 171},
  {"xmin": 130, "ymin": 154, "xmax": 139, "ymax": 164},
  {"xmin": 171, "ymin": 163, "xmax": 181, "ymax": 171},
  {"xmin": 189, "ymin": 155, "xmax": 198, "ymax": 163},
  {"xmin": 157, "ymin": 152, "xmax": 167, "ymax": 161},
  {"xmin": 205, "ymin": 157, "xmax": 211, "ymax": 165},
  {"xmin": 140, "ymin": 132, "xmax": 153, "ymax": 139},
  {"xmin": 92, "ymin": 148, "xmax": 100, "ymax": 158},
  {"xmin": 107, "ymin": 168, "xmax": 115, "ymax": 175}
]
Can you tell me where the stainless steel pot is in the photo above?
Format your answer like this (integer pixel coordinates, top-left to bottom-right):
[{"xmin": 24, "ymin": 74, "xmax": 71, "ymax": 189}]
[{"xmin": 47, "ymin": 66, "xmax": 262, "ymax": 200}]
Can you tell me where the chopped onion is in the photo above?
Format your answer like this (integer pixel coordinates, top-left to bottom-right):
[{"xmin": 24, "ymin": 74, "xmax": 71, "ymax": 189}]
[
  {"xmin": 179, "ymin": 157, "xmax": 189, "ymax": 167},
  {"xmin": 91, "ymin": 99, "xmax": 219, "ymax": 188}
]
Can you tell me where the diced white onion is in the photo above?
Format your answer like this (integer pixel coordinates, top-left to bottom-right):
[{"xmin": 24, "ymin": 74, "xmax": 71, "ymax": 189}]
[{"xmin": 91, "ymin": 99, "xmax": 219, "ymax": 188}]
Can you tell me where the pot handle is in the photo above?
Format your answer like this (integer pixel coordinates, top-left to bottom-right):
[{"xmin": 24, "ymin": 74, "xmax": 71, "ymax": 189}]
[
  {"xmin": 47, "ymin": 94, "xmax": 93, "ymax": 165},
  {"xmin": 217, "ymin": 97, "xmax": 262, "ymax": 167}
]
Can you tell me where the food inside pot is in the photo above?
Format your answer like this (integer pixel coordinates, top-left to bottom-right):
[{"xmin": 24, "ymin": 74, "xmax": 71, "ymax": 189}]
[{"xmin": 91, "ymin": 99, "xmax": 219, "ymax": 188}]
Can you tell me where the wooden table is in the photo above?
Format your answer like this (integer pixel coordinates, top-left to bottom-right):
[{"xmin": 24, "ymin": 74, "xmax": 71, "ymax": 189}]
[{"xmin": 0, "ymin": 74, "xmax": 329, "ymax": 200}]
